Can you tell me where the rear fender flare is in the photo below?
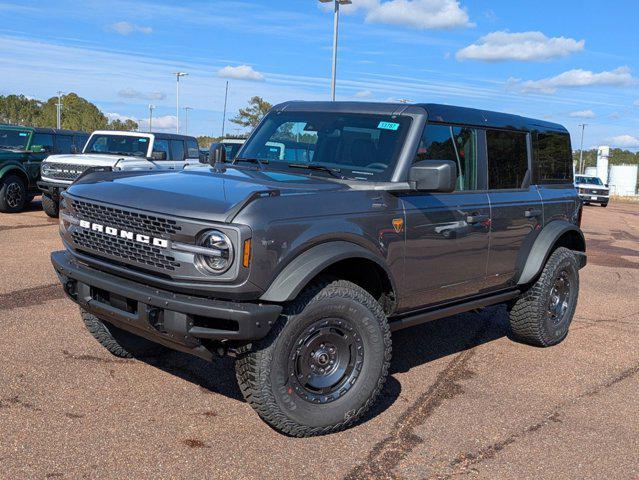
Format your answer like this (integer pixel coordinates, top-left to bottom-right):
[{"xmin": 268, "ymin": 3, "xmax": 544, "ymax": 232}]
[{"xmin": 517, "ymin": 220, "xmax": 585, "ymax": 285}]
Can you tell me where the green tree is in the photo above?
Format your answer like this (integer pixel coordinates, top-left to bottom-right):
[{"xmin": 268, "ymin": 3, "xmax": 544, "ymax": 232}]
[
  {"xmin": 230, "ymin": 96, "xmax": 272, "ymax": 128},
  {"xmin": 0, "ymin": 95, "xmax": 42, "ymax": 125},
  {"xmin": 107, "ymin": 118, "xmax": 139, "ymax": 131},
  {"xmin": 38, "ymin": 93, "xmax": 109, "ymax": 131}
]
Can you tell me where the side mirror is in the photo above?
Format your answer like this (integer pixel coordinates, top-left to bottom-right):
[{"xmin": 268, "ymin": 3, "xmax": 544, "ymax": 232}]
[
  {"xmin": 408, "ymin": 160, "xmax": 457, "ymax": 192},
  {"xmin": 199, "ymin": 152, "xmax": 209, "ymax": 164},
  {"xmin": 208, "ymin": 143, "xmax": 227, "ymax": 167},
  {"xmin": 151, "ymin": 151, "xmax": 167, "ymax": 161},
  {"xmin": 31, "ymin": 145, "xmax": 44, "ymax": 153},
  {"xmin": 70, "ymin": 145, "xmax": 78, "ymax": 154}
]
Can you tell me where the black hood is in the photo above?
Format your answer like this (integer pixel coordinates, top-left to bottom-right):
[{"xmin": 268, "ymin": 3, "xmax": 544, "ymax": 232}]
[{"xmin": 66, "ymin": 166, "xmax": 348, "ymax": 223}]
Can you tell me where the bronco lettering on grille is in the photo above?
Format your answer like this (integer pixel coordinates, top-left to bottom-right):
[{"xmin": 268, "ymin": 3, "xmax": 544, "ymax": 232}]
[{"xmin": 78, "ymin": 220, "xmax": 169, "ymax": 248}]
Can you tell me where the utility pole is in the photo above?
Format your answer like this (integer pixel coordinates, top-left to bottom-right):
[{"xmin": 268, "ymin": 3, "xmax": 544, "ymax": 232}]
[
  {"xmin": 172, "ymin": 72, "xmax": 188, "ymax": 133},
  {"xmin": 56, "ymin": 91, "xmax": 64, "ymax": 129},
  {"xmin": 148, "ymin": 104, "xmax": 155, "ymax": 133},
  {"xmin": 183, "ymin": 107, "xmax": 193, "ymax": 135},
  {"xmin": 319, "ymin": 0, "xmax": 352, "ymax": 101},
  {"xmin": 578, "ymin": 123, "xmax": 587, "ymax": 174},
  {"xmin": 221, "ymin": 81, "xmax": 229, "ymax": 138}
]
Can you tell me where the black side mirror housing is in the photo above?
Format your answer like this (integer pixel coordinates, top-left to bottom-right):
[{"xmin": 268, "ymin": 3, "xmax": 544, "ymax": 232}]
[
  {"xmin": 408, "ymin": 160, "xmax": 457, "ymax": 192},
  {"xmin": 208, "ymin": 143, "xmax": 227, "ymax": 167},
  {"xmin": 151, "ymin": 151, "xmax": 167, "ymax": 161}
]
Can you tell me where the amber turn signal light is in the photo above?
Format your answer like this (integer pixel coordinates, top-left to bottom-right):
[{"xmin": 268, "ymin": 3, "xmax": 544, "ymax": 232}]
[{"xmin": 242, "ymin": 239, "xmax": 252, "ymax": 267}]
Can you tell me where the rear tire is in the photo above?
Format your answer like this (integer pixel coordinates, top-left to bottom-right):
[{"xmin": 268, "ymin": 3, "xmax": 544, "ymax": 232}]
[
  {"xmin": 0, "ymin": 174, "xmax": 27, "ymax": 213},
  {"xmin": 42, "ymin": 193, "xmax": 59, "ymax": 218},
  {"xmin": 601, "ymin": 203, "xmax": 608, "ymax": 208},
  {"xmin": 81, "ymin": 309, "xmax": 168, "ymax": 358},
  {"xmin": 235, "ymin": 279, "xmax": 392, "ymax": 437},
  {"xmin": 508, "ymin": 247, "xmax": 579, "ymax": 347}
]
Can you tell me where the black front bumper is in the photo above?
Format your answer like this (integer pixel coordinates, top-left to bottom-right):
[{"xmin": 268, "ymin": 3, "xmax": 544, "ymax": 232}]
[
  {"xmin": 52, "ymin": 251, "xmax": 282, "ymax": 361},
  {"xmin": 38, "ymin": 180, "xmax": 69, "ymax": 198}
]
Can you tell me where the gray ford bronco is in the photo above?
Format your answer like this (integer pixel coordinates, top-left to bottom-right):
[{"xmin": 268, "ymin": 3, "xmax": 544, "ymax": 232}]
[{"xmin": 52, "ymin": 102, "xmax": 586, "ymax": 437}]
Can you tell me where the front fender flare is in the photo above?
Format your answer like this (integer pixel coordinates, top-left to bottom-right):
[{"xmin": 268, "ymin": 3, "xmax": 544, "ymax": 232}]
[
  {"xmin": 259, "ymin": 241, "xmax": 395, "ymax": 303},
  {"xmin": 0, "ymin": 163, "xmax": 28, "ymax": 182},
  {"xmin": 517, "ymin": 220, "xmax": 586, "ymax": 285}
]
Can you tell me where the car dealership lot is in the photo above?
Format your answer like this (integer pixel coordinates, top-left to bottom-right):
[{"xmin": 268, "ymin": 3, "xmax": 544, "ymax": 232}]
[{"xmin": 1, "ymin": 201, "xmax": 638, "ymax": 479}]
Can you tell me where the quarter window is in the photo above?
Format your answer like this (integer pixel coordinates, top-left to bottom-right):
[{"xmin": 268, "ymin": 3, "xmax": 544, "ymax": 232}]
[
  {"xmin": 415, "ymin": 124, "xmax": 478, "ymax": 191},
  {"xmin": 534, "ymin": 132, "xmax": 573, "ymax": 184},
  {"xmin": 486, "ymin": 130, "xmax": 528, "ymax": 189},
  {"xmin": 171, "ymin": 140, "xmax": 185, "ymax": 161},
  {"xmin": 186, "ymin": 139, "xmax": 199, "ymax": 158}
]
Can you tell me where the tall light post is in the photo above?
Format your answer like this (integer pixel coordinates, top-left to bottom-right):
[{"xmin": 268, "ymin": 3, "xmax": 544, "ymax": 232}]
[
  {"xmin": 221, "ymin": 81, "xmax": 229, "ymax": 138},
  {"xmin": 319, "ymin": 0, "xmax": 352, "ymax": 101},
  {"xmin": 578, "ymin": 123, "xmax": 587, "ymax": 174},
  {"xmin": 172, "ymin": 72, "xmax": 188, "ymax": 133},
  {"xmin": 183, "ymin": 107, "xmax": 193, "ymax": 135},
  {"xmin": 148, "ymin": 104, "xmax": 155, "ymax": 133},
  {"xmin": 56, "ymin": 91, "xmax": 64, "ymax": 129}
]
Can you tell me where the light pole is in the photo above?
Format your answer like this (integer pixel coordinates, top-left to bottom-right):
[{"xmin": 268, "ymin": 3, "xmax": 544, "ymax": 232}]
[
  {"xmin": 578, "ymin": 123, "xmax": 587, "ymax": 173},
  {"xmin": 183, "ymin": 107, "xmax": 193, "ymax": 135},
  {"xmin": 221, "ymin": 81, "xmax": 229, "ymax": 138},
  {"xmin": 319, "ymin": 0, "xmax": 352, "ymax": 101},
  {"xmin": 56, "ymin": 91, "xmax": 64, "ymax": 129},
  {"xmin": 172, "ymin": 72, "xmax": 188, "ymax": 133},
  {"xmin": 148, "ymin": 104, "xmax": 155, "ymax": 133}
]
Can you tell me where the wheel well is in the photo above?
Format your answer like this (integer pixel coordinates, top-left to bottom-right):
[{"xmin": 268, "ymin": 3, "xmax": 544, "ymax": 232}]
[
  {"xmin": 1, "ymin": 168, "xmax": 28, "ymax": 186},
  {"xmin": 552, "ymin": 230, "xmax": 585, "ymax": 253},
  {"xmin": 315, "ymin": 258, "xmax": 396, "ymax": 315}
]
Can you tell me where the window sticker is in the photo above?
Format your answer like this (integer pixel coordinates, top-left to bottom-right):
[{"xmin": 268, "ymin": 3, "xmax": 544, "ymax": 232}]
[
  {"xmin": 377, "ymin": 121, "xmax": 399, "ymax": 131},
  {"xmin": 19, "ymin": 132, "xmax": 28, "ymax": 136},
  {"xmin": 139, "ymin": 138, "xmax": 148, "ymax": 142}
]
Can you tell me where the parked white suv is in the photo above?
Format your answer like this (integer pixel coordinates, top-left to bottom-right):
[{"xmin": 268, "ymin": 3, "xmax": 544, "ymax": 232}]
[
  {"xmin": 38, "ymin": 131, "xmax": 201, "ymax": 217},
  {"xmin": 574, "ymin": 174, "xmax": 609, "ymax": 207}
]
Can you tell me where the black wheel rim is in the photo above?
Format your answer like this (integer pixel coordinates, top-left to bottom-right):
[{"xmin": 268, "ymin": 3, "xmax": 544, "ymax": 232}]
[
  {"xmin": 548, "ymin": 269, "xmax": 571, "ymax": 325},
  {"xmin": 6, "ymin": 181, "xmax": 23, "ymax": 208},
  {"xmin": 288, "ymin": 318, "xmax": 364, "ymax": 404}
]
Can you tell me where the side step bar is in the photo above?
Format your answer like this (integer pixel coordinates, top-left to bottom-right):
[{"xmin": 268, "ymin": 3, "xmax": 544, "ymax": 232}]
[{"xmin": 389, "ymin": 290, "xmax": 520, "ymax": 332}]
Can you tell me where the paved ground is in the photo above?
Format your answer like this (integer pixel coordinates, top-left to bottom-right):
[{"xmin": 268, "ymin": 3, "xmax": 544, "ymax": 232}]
[{"xmin": 1, "ymin": 199, "xmax": 638, "ymax": 480}]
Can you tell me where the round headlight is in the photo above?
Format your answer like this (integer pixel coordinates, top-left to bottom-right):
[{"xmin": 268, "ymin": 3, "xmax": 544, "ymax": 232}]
[
  {"xmin": 195, "ymin": 230, "xmax": 234, "ymax": 274},
  {"xmin": 41, "ymin": 162, "xmax": 53, "ymax": 176}
]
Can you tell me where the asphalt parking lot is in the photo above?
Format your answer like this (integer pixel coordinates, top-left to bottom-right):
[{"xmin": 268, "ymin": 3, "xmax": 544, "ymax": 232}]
[{"xmin": 1, "ymin": 200, "xmax": 638, "ymax": 479}]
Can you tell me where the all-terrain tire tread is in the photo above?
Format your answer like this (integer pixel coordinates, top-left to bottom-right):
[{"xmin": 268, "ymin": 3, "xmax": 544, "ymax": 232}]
[
  {"xmin": 42, "ymin": 194, "xmax": 59, "ymax": 218},
  {"xmin": 81, "ymin": 309, "xmax": 133, "ymax": 358}
]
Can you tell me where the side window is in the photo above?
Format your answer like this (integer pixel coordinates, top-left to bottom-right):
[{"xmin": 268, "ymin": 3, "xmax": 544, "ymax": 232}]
[
  {"xmin": 171, "ymin": 140, "xmax": 185, "ymax": 161},
  {"xmin": 486, "ymin": 130, "xmax": 528, "ymax": 189},
  {"xmin": 31, "ymin": 133, "xmax": 55, "ymax": 153},
  {"xmin": 415, "ymin": 123, "xmax": 478, "ymax": 191},
  {"xmin": 75, "ymin": 135, "xmax": 89, "ymax": 151},
  {"xmin": 152, "ymin": 138, "xmax": 171, "ymax": 160},
  {"xmin": 55, "ymin": 135, "xmax": 73, "ymax": 154},
  {"xmin": 534, "ymin": 132, "xmax": 573, "ymax": 184},
  {"xmin": 186, "ymin": 139, "xmax": 199, "ymax": 158}
]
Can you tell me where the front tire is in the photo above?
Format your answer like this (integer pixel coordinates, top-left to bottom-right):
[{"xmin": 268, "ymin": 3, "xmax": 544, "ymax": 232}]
[
  {"xmin": 508, "ymin": 247, "xmax": 579, "ymax": 347},
  {"xmin": 0, "ymin": 174, "xmax": 27, "ymax": 213},
  {"xmin": 42, "ymin": 193, "xmax": 59, "ymax": 218},
  {"xmin": 235, "ymin": 279, "xmax": 391, "ymax": 437}
]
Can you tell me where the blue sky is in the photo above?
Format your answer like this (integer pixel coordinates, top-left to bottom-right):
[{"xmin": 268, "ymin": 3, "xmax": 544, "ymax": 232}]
[{"xmin": 1, "ymin": 0, "xmax": 638, "ymax": 149}]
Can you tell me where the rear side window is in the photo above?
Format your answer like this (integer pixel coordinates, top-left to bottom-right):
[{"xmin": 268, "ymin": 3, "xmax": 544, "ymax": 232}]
[
  {"xmin": 534, "ymin": 132, "xmax": 573, "ymax": 184},
  {"xmin": 55, "ymin": 135, "xmax": 73, "ymax": 154},
  {"xmin": 171, "ymin": 140, "xmax": 185, "ymax": 161},
  {"xmin": 153, "ymin": 138, "xmax": 171, "ymax": 160},
  {"xmin": 415, "ymin": 123, "xmax": 478, "ymax": 191},
  {"xmin": 32, "ymin": 133, "xmax": 55, "ymax": 153},
  {"xmin": 186, "ymin": 139, "xmax": 199, "ymax": 158},
  {"xmin": 486, "ymin": 130, "xmax": 528, "ymax": 189}
]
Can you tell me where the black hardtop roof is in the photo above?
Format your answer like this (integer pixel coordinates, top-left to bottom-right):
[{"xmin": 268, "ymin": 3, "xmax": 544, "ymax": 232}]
[
  {"xmin": 151, "ymin": 132, "xmax": 197, "ymax": 141},
  {"xmin": 273, "ymin": 101, "xmax": 567, "ymax": 134},
  {"xmin": 0, "ymin": 124, "xmax": 88, "ymax": 135}
]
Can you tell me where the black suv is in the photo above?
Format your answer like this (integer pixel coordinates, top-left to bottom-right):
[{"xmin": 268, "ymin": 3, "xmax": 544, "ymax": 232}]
[{"xmin": 51, "ymin": 102, "xmax": 586, "ymax": 437}]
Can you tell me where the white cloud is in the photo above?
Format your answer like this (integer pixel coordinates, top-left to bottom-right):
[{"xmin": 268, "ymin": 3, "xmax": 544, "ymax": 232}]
[
  {"xmin": 607, "ymin": 134, "xmax": 639, "ymax": 148},
  {"xmin": 109, "ymin": 21, "xmax": 153, "ymax": 35},
  {"xmin": 456, "ymin": 31, "xmax": 584, "ymax": 62},
  {"xmin": 105, "ymin": 112, "xmax": 135, "ymax": 122},
  {"xmin": 366, "ymin": 0, "xmax": 474, "ymax": 29},
  {"xmin": 118, "ymin": 88, "xmax": 166, "ymax": 101},
  {"xmin": 355, "ymin": 89, "xmax": 374, "ymax": 98},
  {"xmin": 217, "ymin": 65, "xmax": 265, "ymax": 82},
  {"xmin": 511, "ymin": 67, "xmax": 634, "ymax": 94},
  {"xmin": 569, "ymin": 109, "xmax": 595, "ymax": 119},
  {"xmin": 634, "ymin": 99, "xmax": 639, "ymax": 107}
]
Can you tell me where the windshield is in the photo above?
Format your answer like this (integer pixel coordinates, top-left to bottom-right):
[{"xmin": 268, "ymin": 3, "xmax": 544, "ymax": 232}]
[
  {"xmin": 85, "ymin": 134, "xmax": 150, "ymax": 157},
  {"xmin": 575, "ymin": 176, "xmax": 603, "ymax": 185},
  {"xmin": 239, "ymin": 112, "xmax": 412, "ymax": 181},
  {"xmin": 0, "ymin": 128, "xmax": 31, "ymax": 150}
]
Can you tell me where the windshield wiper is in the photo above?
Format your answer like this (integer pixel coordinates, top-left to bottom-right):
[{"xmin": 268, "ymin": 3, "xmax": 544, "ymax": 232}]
[
  {"xmin": 288, "ymin": 163, "xmax": 343, "ymax": 179},
  {"xmin": 234, "ymin": 157, "xmax": 269, "ymax": 168}
]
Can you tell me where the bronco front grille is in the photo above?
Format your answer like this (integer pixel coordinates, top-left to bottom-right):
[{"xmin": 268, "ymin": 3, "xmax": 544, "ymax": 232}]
[
  {"xmin": 71, "ymin": 200, "xmax": 182, "ymax": 237},
  {"xmin": 45, "ymin": 163, "xmax": 91, "ymax": 182},
  {"xmin": 72, "ymin": 229, "xmax": 180, "ymax": 271}
]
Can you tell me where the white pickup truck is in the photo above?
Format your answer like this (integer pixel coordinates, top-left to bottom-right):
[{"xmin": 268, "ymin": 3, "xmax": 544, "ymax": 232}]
[
  {"xmin": 574, "ymin": 174, "xmax": 609, "ymax": 207},
  {"xmin": 38, "ymin": 130, "xmax": 201, "ymax": 217}
]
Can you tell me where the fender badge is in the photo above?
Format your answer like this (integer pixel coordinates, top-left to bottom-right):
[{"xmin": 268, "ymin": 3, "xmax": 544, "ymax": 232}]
[{"xmin": 392, "ymin": 218, "xmax": 404, "ymax": 234}]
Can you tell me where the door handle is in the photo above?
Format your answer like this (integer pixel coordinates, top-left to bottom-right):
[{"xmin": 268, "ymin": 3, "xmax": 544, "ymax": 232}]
[
  {"xmin": 466, "ymin": 214, "xmax": 489, "ymax": 224},
  {"xmin": 524, "ymin": 209, "xmax": 542, "ymax": 218}
]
